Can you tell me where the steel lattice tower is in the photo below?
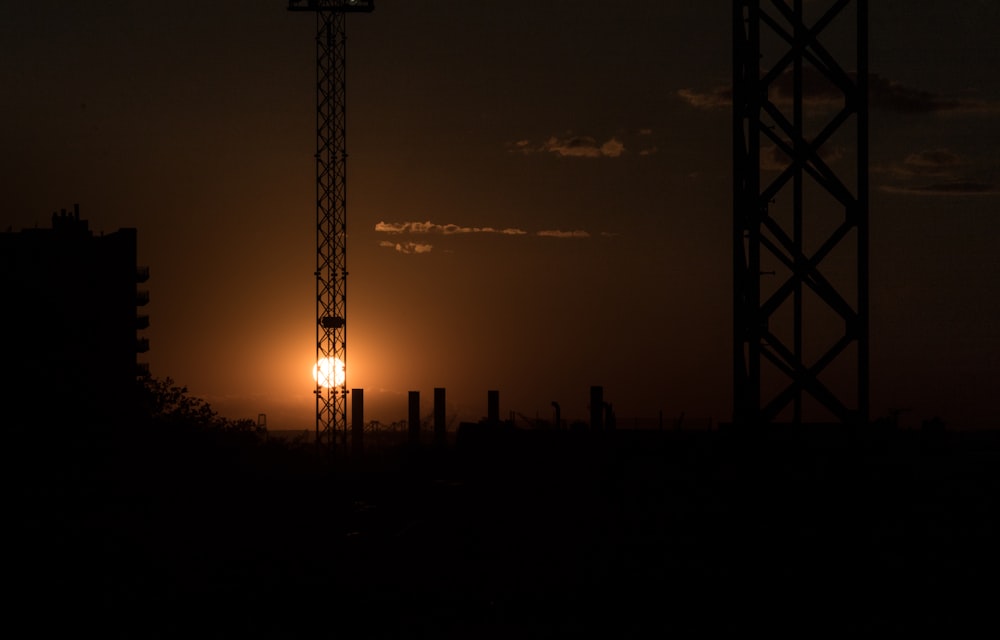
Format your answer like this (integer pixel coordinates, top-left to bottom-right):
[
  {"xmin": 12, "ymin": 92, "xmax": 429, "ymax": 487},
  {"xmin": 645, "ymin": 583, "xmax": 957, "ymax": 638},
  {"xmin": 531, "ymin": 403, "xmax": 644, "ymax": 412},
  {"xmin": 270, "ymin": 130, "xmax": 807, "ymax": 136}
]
[
  {"xmin": 732, "ymin": 0, "xmax": 868, "ymax": 427},
  {"xmin": 289, "ymin": 0, "xmax": 374, "ymax": 452}
]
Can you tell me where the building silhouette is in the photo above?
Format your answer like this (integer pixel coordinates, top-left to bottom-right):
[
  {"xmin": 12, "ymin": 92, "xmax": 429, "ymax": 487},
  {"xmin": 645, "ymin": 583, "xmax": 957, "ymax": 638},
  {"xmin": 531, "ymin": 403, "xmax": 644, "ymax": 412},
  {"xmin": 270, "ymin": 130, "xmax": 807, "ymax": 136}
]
[{"xmin": 1, "ymin": 205, "xmax": 149, "ymax": 429}]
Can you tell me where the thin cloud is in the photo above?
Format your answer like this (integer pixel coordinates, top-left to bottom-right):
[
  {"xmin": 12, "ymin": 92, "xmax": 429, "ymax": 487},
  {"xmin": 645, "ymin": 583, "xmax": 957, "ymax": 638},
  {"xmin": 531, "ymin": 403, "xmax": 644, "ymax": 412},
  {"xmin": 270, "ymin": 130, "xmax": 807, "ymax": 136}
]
[
  {"xmin": 376, "ymin": 220, "xmax": 599, "ymax": 251},
  {"xmin": 375, "ymin": 221, "xmax": 412, "ymax": 234},
  {"xmin": 882, "ymin": 149, "xmax": 964, "ymax": 178},
  {"xmin": 877, "ymin": 149, "xmax": 996, "ymax": 195},
  {"xmin": 379, "ymin": 240, "xmax": 434, "ymax": 254},
  {"xmin": 375, "ymin": 220, "xmax": 527, "ymax": 236},
  {"xmin": 678, "ymin": 71, "xmax": 999, "ymax": 115},
  {"xmin": 677, "ymin": 86, "xmax": 731, "ymax": 110},
  {"xmin": 537, "ymin": 229, "xmax": 590, "ymax": 239},
  {"xmin": 541, "ymin": 135, "xmax": 624, "ymax": 159},
  {"xmin": 511, "ymin": 134, "xmax": 626, "ymax": 159},
  {"xmin": 880, "ymin": 182, "xmax": 999, "ymax": 196},
  {"xmin": 869, "ymin": 75, "xmax": 996, "ymax": 114},
  {"xmin": 598, "ymin": 138, "xmax": 625, "ymax": 158}
]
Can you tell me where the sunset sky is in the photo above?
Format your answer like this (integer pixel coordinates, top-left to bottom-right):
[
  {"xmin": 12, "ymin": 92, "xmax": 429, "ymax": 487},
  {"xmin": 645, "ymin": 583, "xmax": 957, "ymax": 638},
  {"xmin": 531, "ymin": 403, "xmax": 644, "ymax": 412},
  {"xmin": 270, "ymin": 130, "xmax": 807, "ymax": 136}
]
[{"xmin": 3, "ymin": 1, "xmax": 999, "ymax": 429}]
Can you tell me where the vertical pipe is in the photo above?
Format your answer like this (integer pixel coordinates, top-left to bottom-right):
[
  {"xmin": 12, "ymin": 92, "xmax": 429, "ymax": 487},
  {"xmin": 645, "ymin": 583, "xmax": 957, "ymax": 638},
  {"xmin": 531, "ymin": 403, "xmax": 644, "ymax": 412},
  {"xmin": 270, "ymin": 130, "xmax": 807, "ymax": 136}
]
[
  {"xmin": 487, "ymin": 390, "xmax": 500, "ymax": 424},
  {"xmin": 352, "ymin": 388, "xmax": 364, "ymax": 456},
  {"xmin": 434, "ymin": 387, "xmax": 446, "ymax": 446},
  {"xmin": 590, "ymin": 386, "xmax": 604, "ymax": 431},
  {"xmin": 408, "ymin": 391, "xmax": 420, "ymax": 446}
]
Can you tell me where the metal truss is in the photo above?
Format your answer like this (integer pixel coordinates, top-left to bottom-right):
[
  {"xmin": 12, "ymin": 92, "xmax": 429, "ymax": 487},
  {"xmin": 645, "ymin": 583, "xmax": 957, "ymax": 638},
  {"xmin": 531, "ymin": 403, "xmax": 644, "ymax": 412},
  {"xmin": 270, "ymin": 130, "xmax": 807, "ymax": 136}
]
[
  {"xmin": 288, "ymin": 0, "xmax": 374, "ymax": 14},
  {"xmin": 289, "ymin": 0, "xmax": 373, "ymax": 452},
  {"xmin": 732, "ymin": 0, "xmax": 869, "ymax": 426}
]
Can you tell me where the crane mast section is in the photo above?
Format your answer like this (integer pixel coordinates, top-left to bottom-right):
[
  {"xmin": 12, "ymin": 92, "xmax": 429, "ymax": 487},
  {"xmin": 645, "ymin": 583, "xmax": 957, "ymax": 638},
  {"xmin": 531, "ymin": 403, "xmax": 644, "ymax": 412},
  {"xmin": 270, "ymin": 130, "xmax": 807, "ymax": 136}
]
[
  {"xmin": 732, "ymin": 0, "xmax": 869, "ymax": 427},
  {"xmin": 288, "ymin": 0, "xmax": 374, "ymax": 13},
  {"xmin": 288, "ymin": 0, "xmax": 373, "ymax": 452}
]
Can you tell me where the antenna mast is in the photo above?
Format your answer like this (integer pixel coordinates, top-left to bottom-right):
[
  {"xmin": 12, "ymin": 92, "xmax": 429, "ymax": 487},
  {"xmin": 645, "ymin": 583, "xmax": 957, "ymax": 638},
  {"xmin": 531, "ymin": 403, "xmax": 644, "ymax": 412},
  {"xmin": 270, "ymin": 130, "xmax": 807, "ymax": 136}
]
[{"xmin": 289, "ymin": 0, "xmax": 374, "ymax": 453}]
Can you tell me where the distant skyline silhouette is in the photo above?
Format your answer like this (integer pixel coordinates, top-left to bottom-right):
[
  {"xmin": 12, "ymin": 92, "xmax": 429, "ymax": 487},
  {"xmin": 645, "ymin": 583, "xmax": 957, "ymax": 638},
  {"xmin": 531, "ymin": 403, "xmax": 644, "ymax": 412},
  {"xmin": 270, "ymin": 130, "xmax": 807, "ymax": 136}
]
[{"xmin": 3, "ymin": 1, "xmax": 999, "ymax": 429}]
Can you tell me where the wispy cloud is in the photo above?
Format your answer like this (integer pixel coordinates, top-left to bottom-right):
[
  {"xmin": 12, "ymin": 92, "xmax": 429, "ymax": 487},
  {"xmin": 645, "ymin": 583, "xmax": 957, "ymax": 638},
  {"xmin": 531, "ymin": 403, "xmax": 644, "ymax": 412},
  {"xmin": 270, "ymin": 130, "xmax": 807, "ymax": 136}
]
[
  {"xmin": 677, "ymin": 86, "xmax": 731, "ymax": 110},
  {"xmin": 881, "ymin": 149, "xmax": 964, "ymax": 179},
  {"xmin": 376, "ymin": 220, "xmax": 601, "ymax": 253},
  {"xmin": 537, "ymin": 229, "xmax": 590, "ymax": 239},
  {"xmin": 375, "ymin": 220, "xmax": 527, "ymax": 236},
  {"xmin": 678, "ymin": 71, "xmax": 1000, "ymax": 115},
  {"xmin": 877, "ymin": 149, "xmax": 997, "ymax": 196},
  {"xmin": 379, "ymin": 240, "xmax": 434, "ymax": 254},
  {"xmin": 868, "ymin": 75, "xmax": 998, "ymax": 115},
  {"xmin": 880, "ymin": 182, "xmax": 999, "ymax": 196},
  {"xmin": 510, "ymin": 134, "xmax": 626, "ymax": 158}
]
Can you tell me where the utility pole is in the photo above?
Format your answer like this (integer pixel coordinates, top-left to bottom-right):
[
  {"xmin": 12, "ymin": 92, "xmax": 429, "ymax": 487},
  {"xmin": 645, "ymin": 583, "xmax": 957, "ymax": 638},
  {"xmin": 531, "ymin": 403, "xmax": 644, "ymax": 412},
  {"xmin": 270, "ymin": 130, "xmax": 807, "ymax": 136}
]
[
  {"xmin": 732, "ymin": 0, "xmax": 869, "ymax": 427},
  {"xmin": 288, "ymin": 0, "xmax": 374, "ymax": 453}
]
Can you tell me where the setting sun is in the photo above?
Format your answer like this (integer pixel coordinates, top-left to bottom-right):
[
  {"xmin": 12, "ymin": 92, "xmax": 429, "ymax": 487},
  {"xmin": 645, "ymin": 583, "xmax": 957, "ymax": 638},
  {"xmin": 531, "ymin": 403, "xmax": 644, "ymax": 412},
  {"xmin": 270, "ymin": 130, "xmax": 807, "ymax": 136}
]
[{"xmin": 313, "ymin": 357, "xmax": 345, "ymax": 389}]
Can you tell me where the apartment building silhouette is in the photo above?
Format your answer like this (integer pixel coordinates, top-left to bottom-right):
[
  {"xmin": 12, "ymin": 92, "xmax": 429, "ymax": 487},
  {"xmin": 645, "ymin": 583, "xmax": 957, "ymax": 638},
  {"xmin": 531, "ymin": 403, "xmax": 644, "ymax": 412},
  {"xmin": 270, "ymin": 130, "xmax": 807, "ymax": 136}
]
[{"xmin": 1, "ymin": 205, "xmax": 149, "ymax": 428}]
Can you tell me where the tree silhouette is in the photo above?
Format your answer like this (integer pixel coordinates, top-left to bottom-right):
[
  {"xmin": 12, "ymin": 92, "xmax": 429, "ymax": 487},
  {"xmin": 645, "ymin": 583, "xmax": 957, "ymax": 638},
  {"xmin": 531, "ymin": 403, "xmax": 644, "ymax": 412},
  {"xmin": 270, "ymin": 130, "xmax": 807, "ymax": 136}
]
[{"xmin": 136, "ymin": 372, "xmax": 261, "ymax": 436}]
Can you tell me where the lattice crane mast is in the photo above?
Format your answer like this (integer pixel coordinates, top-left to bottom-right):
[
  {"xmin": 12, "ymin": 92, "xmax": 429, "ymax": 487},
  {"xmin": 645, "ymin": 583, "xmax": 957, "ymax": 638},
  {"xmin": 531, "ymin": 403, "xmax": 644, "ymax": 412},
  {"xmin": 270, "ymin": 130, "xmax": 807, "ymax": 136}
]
[
  {"xmin": 288, "ymin": 0, "xmax": 374, "ymax": 452},
  {"xmin": 732, "ymin": 0, "xmax": 869, "ymax": 427}
]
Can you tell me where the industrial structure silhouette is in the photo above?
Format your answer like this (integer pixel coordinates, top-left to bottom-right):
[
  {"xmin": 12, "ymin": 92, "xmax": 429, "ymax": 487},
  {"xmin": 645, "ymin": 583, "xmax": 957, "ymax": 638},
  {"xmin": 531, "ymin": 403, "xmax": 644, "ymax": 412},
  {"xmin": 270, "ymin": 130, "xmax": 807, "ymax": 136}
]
[
  {"xmin": 2, "ymin": 1, "xmax": 872, "ymax": 441},
  {"xmin": 288, "ymin": 0, "xmax": 375, "ymax": 452},
  {"xmin": 285, "ymin": 0, "xmax": 873, "ymax": 448},
  {"xmin": 8, "ymin": 3, "xmax": 1000, "ymax": 637},
  {"xmin": 0, "ymin": 205, "xmax": 149, "ymax": 429},
  {"xmin": 733, "ymin": 0, "xmax": 869, "ymax": 428}
]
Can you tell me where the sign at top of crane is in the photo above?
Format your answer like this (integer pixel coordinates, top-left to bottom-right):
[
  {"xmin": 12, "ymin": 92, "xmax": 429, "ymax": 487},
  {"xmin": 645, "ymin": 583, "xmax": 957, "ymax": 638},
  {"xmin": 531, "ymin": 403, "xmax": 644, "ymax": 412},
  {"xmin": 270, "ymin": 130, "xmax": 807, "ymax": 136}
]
[{"xmin": 288, "ymin": 0, "xmax": 374, "ymax": 12}]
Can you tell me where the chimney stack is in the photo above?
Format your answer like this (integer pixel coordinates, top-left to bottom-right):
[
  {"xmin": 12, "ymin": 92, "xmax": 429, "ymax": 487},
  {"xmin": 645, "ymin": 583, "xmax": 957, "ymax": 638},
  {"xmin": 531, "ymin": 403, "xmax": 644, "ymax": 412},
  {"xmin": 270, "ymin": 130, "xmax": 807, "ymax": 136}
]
[
  {"xmin": 590, "ymin": 385, "xmax": 604, "ymax": 431},
  {"xmin": 487, "ymin": 389, "xmax": 500, "ymax": 424}
]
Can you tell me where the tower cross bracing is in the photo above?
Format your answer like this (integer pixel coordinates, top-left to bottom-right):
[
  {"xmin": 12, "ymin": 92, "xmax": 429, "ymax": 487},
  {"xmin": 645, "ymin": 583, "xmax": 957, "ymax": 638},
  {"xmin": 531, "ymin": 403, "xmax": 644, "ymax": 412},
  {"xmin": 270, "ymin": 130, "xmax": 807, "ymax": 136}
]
[
  {"xmin": 732, "ymin": 0, "xmax": 869, "ymax": 426},
  {"xmin": 288, "ymin": 0, "xmax": 374, "ymax": 451}
]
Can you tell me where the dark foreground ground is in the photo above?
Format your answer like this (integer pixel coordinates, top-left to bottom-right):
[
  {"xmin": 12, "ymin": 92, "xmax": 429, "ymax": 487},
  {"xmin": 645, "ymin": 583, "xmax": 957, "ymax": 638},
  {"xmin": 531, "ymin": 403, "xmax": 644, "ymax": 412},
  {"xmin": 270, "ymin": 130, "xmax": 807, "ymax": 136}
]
[{"xmin": 7, "ymin": 425, "xmax": 1000, "ymax": 637}]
